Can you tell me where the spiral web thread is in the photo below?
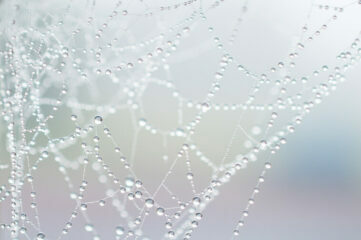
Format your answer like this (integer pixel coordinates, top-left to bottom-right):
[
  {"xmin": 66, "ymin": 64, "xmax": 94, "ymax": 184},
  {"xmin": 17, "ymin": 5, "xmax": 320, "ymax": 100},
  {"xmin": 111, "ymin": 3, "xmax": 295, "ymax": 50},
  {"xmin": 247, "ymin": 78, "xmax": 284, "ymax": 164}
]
[{"xmin": 0, "ymin": 0, "xmax": 360, "ymax": 239}]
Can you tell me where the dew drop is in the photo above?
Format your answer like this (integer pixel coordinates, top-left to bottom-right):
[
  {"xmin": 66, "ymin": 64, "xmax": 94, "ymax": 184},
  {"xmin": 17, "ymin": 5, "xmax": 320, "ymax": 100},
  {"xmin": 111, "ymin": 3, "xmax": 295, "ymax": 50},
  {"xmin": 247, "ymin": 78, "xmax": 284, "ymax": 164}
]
[
  {"xmin": 84, "ymin": 224, "xmax": 93, "ymax": 232},
  {"xmin": 36, "ymin": 233, "xmax": 46, "ymax": 240},
  {"xmin": 265, "ymin": 162, "xmax": 272, "ymax": 169},
  {"xmin": 115, "ymin": 226, "xmax": 125, "ymax": 236},
  {"xmin": 125, "ymin": 177, "xmax": 135, "ymax": 187},
  {"xmin": 175, "ymin": 128, "xmax": 185, "ymax": 137},
  {"xmin": 94, "ymin": 116, "xmax": 103, "ymax": 125},
  {"xmin": 201, "ymin": 102, "xmax": 210, "ymax": 113},
  {"xmin": 41, "ymin": 151, "xmax": 49, "ymax": 158},
  {"xmin": 192, "ymin": 197, "xmax": 201, "ymax": 207},
  {"xmin": 145, "ymin": 198, "xmax": 154, "ymax": 208},
  {"xmin": 186, "ymin": 173, "xmax": 194, "ymax": 180},
  {"xmin": 156, "ymin": 207, "xmax": 165, "ymax": 216},
  {"xmin": 138, "ymin": 118, "xmax": 147, "ymax": 127}
]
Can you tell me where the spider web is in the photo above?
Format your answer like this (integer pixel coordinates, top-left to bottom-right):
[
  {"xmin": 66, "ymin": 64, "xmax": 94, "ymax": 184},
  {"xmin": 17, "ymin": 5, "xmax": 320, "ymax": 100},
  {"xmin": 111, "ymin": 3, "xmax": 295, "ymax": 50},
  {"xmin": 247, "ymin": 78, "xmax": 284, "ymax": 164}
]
[{"xmin": 0, "ymin": 0, "xmax": 360, "ymax": 239}]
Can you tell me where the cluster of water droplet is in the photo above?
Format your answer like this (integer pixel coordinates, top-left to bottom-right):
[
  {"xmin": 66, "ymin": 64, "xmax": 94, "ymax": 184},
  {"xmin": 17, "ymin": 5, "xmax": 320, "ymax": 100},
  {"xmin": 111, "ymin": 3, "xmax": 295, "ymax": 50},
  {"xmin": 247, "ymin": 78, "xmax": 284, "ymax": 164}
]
[{"xmin": 0, "ymin": 0, "xmax": 361, "ymax": 239}]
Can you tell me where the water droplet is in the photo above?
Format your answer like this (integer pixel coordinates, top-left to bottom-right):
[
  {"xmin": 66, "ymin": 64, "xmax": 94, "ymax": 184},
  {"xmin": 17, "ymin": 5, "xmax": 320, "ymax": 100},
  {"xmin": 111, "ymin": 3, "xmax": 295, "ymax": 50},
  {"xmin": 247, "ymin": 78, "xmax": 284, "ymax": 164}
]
[
  {"xmin": 84, "ymin": 224, "xmax": 93, "ymax": 232},
  {"xmin": 36, "ymin": 233, "xmax": 46, "ymax": 240},
  {"xmin": 94, "ymin": 116, "xmax": 103, "ymax": 125},
  {"xmin": 265, "ymin": 162, "xmax": 272, "ymax": 169},
  {"xmin": 41, "ymin": 151, "xmax": 49, "ymax": 158},
  {"xmin": 201, "ymin": 103, "xmax": 210, "ymax": 113},
  {"xmin": 167, "ymin": 231, "xmax": 175, "ymax": 238},
  {"xmin": 186, "ymin": 173, "xmax": 194, "ymax": 180},
  {"xmin": 115, "ymin": 226, "xmax": 125, "ymax": 235},
  {"xmin": 138, "ymin": 118, "xmax": 147, "ymax": 127},
  {"xmin": 125, "ymin": 177, "xmax": 134, "ymax": 187},
  {"xmin": 175, "ymin": 128, "xmax": 185, "ymax": 137},
  {"xmin": 145, "ymin": 198, "xmax": 154, "ymax": 208},
  {"xmin": 80, "ymin": 203, "xmax": 87, "ymax": 211},
  {"xmin": 156, "ymin": 207, "xmax": 165, "ymax": 216},
  {"xmin": 192, "ymin": 197, "xmax": 201, "ymax": 207}
]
